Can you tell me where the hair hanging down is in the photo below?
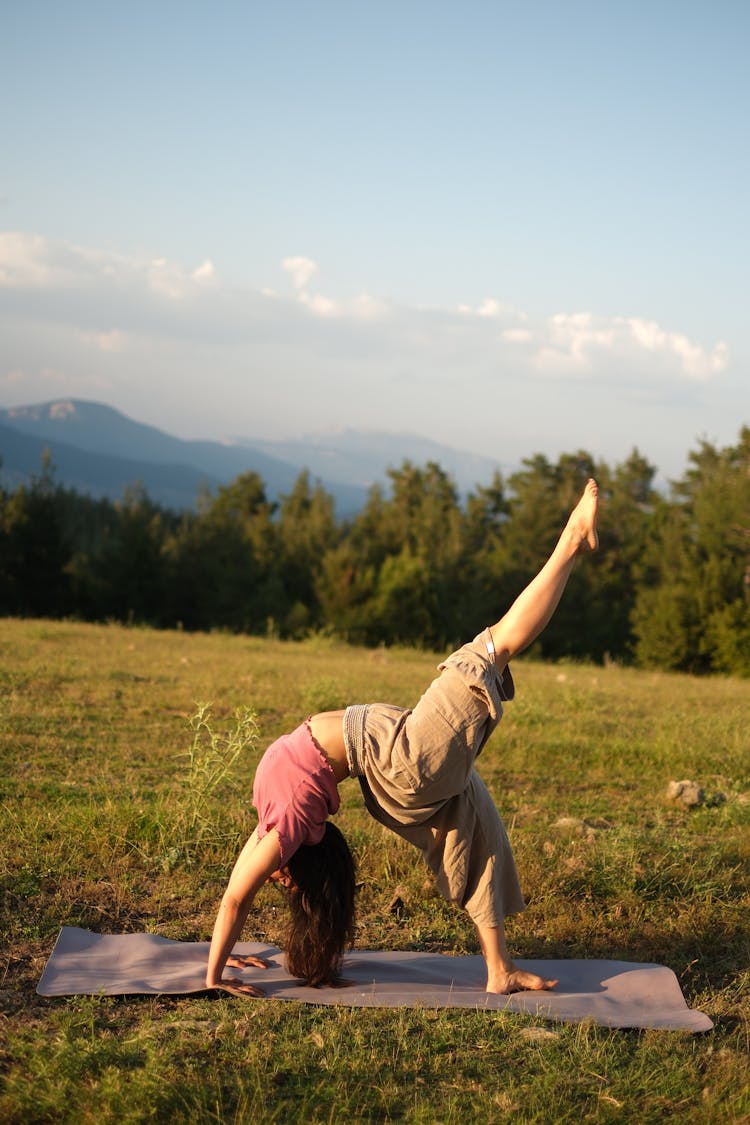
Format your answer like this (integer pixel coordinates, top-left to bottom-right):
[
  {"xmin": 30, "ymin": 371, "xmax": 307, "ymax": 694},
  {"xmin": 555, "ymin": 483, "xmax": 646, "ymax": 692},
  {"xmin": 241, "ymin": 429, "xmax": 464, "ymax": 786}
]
[{"xmin": 285, "ymin": 821, "xmax": 356, "ymax": 986}]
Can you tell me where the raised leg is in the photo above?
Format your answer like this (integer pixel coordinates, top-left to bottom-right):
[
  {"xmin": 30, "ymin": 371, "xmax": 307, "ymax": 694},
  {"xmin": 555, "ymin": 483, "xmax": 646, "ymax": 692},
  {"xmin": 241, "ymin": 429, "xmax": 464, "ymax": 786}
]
[{"xmin": 490, "ymin": 478, "xmax": 598, "ymax": 669}]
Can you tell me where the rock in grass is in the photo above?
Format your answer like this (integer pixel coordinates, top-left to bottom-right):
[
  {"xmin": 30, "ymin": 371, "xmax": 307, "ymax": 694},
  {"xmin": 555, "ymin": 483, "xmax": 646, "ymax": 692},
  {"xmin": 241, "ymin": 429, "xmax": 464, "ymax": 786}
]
[
  {"xmin": 519, "ymin": 1027, "xmax": 561, "ymax": 1042},
  {"xmin": 552, "ymin": 816, "xmax": 586, "ymax": 834},
  {"xmin": 551, "ymin": 816, "xmax": 613, "ymax": 837},
  {"xmin": 666, "ymin": 779, "xmax": 705, "ymax": 807}
]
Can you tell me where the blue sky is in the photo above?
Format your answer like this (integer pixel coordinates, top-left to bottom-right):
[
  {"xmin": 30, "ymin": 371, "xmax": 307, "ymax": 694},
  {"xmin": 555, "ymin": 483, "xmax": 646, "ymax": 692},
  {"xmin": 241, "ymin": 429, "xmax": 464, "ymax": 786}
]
[{"xmin": 2, "ymin": 0, "xmax": 748, "ymax": 482}]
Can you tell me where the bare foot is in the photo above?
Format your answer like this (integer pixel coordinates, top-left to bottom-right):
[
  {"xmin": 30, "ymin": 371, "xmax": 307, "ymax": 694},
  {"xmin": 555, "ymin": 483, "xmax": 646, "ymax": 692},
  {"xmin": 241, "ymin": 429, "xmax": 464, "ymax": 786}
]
[
  {"xmin": 486, "ymin": 967, "xmax": 559, "ymax": 995},
  {"xmin": 567, "ymin": 477, "xmax": 599, "ymax": 553}
]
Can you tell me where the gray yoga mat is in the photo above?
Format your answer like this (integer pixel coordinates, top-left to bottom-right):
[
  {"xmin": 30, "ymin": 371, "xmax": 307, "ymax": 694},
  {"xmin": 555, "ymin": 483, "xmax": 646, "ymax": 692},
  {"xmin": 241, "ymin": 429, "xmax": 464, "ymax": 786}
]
[{"xmin": 37, "ymin": 927, "xmax": 712, "ymax": 1032}]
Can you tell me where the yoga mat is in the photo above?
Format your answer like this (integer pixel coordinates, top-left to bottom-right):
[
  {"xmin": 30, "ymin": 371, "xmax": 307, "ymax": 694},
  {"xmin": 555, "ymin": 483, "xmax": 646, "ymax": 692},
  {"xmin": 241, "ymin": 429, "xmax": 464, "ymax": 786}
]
[{"xmin": 37, "ymin": 927, "xmax": 712, "ymax": 1032}]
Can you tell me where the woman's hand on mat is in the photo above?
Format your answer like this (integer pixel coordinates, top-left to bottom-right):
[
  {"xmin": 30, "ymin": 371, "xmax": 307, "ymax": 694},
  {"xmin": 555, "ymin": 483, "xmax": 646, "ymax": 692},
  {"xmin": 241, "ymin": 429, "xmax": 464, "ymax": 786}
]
[
  {"xmin": 212, "ymin": 953, "xmax": 273, "ymax": 996},
  {"xmin": 206, "ymin": 955, "xmax": 272, "ymax": 996},
  {"xmin": 226, "ymin": 953, "xmax": 272, "ymax": 971},
  {"xmin": 217, "ymin": 976, "xmax": 267, "ymax": 998}
]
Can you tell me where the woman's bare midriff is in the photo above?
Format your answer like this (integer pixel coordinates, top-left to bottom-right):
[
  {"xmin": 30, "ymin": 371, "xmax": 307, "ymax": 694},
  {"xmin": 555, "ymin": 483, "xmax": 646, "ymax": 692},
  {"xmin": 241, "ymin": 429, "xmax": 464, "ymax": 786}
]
[{"xmin": 307, "ymin": 710, "xmax": 349, "ymax": 782}]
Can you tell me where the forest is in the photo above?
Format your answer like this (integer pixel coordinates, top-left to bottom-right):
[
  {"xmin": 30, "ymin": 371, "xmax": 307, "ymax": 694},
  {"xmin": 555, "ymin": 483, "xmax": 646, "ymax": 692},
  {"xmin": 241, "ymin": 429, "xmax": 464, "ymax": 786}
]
[{"xmin": 1, "ymin": 426, "xmax": 749, "ymax": 677}]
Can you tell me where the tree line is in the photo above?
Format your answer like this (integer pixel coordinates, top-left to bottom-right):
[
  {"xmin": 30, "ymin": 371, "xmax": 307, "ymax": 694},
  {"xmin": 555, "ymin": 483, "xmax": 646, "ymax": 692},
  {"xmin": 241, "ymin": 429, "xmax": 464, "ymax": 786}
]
[{"xmin": 2, "ymin": 427, "xmax": 749, "ymax": 676}]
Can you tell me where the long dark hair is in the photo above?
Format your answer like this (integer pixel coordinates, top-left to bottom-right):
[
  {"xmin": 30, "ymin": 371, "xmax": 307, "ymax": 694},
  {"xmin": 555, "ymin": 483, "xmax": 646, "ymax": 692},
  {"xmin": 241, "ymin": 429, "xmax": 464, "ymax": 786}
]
[{"xmin": 285, "ymin": 821, "xmax": 356, "ymax": 986}]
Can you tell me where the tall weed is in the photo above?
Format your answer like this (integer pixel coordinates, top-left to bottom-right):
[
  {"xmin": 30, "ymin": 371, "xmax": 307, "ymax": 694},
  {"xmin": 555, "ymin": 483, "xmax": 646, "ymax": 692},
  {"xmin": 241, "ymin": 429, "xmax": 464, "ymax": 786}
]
[{"xmin": 163, "ymin": 703, "xmax": 259, "ymax": 869}]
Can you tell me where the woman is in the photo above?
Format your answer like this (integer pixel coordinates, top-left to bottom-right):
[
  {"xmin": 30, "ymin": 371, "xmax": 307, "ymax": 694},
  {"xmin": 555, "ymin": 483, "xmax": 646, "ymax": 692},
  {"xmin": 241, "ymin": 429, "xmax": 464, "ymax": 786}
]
[{"xmin": 206, "ymin": 479, "xmax": 599, "ymax": 997}]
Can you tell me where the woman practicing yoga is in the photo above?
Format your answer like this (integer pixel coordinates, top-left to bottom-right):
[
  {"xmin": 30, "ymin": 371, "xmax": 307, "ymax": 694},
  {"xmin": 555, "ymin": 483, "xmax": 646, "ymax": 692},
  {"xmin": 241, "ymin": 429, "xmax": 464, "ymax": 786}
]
[{"xmin": 206, "ymin": 479, "xmax": 599, "ymax": 997}]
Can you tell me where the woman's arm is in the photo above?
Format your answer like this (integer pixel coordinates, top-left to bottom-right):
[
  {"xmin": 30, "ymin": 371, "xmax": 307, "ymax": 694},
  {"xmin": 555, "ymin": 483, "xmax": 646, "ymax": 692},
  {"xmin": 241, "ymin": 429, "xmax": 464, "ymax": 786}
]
[{"xmin": 205, "ymin": 826, "xmax": 283, "ymax": 995}]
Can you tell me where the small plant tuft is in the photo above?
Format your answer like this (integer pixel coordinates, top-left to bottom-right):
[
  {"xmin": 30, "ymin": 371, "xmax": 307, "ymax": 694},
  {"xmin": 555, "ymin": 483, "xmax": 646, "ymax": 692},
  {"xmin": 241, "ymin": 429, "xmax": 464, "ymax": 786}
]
[{"xmin": 166, "ymin": 703, "xmax": 259, "ymax": 868}]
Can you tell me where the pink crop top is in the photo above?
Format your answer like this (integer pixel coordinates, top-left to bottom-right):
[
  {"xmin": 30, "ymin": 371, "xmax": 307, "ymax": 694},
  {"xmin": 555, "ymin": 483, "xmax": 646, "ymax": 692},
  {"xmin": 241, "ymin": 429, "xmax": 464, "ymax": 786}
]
[{"xmin": 252, "ymin": 721, "xmax": 340, "ymax": 866}]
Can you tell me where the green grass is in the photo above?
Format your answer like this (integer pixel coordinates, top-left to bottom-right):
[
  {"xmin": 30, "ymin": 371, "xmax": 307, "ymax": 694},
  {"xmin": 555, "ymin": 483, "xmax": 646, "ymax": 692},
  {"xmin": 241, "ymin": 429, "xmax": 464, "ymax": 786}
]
[{"xmin": 1, "ymin": 618, "xmax": 748, "ymax": 1123}]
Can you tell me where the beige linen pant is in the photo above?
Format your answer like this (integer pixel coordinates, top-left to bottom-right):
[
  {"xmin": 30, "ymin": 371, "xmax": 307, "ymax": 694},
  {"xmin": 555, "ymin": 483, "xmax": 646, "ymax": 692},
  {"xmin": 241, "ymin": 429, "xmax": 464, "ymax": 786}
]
[{"xmin": 344, "ymin": 630, "xmax": 525, "ymax": 928}]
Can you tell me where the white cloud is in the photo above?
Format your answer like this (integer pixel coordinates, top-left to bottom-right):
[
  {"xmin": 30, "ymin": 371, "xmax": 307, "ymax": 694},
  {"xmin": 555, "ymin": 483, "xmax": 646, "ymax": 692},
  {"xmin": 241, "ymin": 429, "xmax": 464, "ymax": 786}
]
[
  {"xmin": 0, "ymin": 233, "xmax": 730, "ymax": 387},
  {"xmin": 0, "ymin": 231, "xmax": 100, "ymax": 288},
  {"xmin": 80, "ymin": 329, "xmax": 127, "ymax": 352},
  {"xmin": 0, "ymin": 233, "xmax": 220, "ymax": 305},
  {"xmin": 534, "ymin": 313, "xmax": 617, "ymax": 373},
  {"xmin": 0, "ymin": 233, "xmax": 50, "ymax": 286},
  {"xmin": 148, "ymin": 256, "xmax": 218, "ymax": 299},
  {"xmin": 297, "ymin": 289, "xmax": 388, "ymax": 321},
  {"xmin": 192, "ymin": 260, "xmax": 216, "ymax": 284},
  {"xmin": 350, "ymin": 293, "xmax": 387, "ymax": 321},
  {"xmin": 458, "ymin": 297, "xmax": 525, "ymax": 322},
  {"xmin": 531, "ymin": 311, "xmax": 728, "ymax": 381},
  {"xmin": 279, "ymin": 255, "xmax": 387, "ymax": 321},
  {"xmin": 625, "ymin": 317, "xmax": 729, "ymax": 378},
  {"xmin": 477, "ymin": 297, "xmax": 525, "ymax": 320},
  {"xmin": 299, "ymin": 291, "xmax": 339, "ymax": 317},
  {"xmin": 281, "ymin": 255, "xmax": 319, "ymax": 290},
  {"xmin": 0, "ymin": 234, "xmax": 732, "ymax": 386}
]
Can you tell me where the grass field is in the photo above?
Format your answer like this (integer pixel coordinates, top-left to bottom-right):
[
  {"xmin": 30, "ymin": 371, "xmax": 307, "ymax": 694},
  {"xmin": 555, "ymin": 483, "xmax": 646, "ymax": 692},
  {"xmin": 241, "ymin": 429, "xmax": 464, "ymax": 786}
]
[{"xmin": 1, "ymin": 618, "xmax": 749, "ymax": 1123}]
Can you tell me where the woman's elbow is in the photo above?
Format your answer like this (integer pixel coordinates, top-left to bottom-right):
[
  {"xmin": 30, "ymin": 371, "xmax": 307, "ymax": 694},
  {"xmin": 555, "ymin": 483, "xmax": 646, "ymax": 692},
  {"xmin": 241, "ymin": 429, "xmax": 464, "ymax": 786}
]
[{"xmin": 221, "ymin": 889, "xmax": 250, "ymax": 917}]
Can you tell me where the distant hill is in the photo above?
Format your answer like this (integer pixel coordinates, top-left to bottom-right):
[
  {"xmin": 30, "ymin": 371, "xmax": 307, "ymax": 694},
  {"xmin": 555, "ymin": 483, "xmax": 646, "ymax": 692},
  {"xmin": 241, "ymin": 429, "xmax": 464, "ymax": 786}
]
[
  {"xmin": 0, "ymin": 399, "xmax": 309, "ymax": 492},
  {"xmin": 0, "ymin": 401, "xmax": 367, "ymax": 514},
  {"xmin": 247, "ymin": 429, "xmax": 505, "ymax": 495},
  {"xmin": 0, "ymin": 420, "xmax": 226, "ymax": 512},
  {"xmin": 0, "ymin": 399, "xmax": 506, "ymax": 515}
]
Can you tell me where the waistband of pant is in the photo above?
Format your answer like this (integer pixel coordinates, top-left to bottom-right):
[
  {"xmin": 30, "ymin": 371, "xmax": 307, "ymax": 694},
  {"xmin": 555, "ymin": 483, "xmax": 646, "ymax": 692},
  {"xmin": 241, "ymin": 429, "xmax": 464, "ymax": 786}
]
[{"xmin": 343, "ymin": 704, "xmax": 369, "ymax": 777}]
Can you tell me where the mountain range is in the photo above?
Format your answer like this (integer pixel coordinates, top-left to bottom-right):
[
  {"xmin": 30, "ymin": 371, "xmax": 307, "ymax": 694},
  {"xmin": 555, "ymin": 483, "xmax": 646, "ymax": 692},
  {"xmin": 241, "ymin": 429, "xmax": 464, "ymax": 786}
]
[{"xmin": 0, "ymin": 400, "xmax": 506, "ymax": 516}]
